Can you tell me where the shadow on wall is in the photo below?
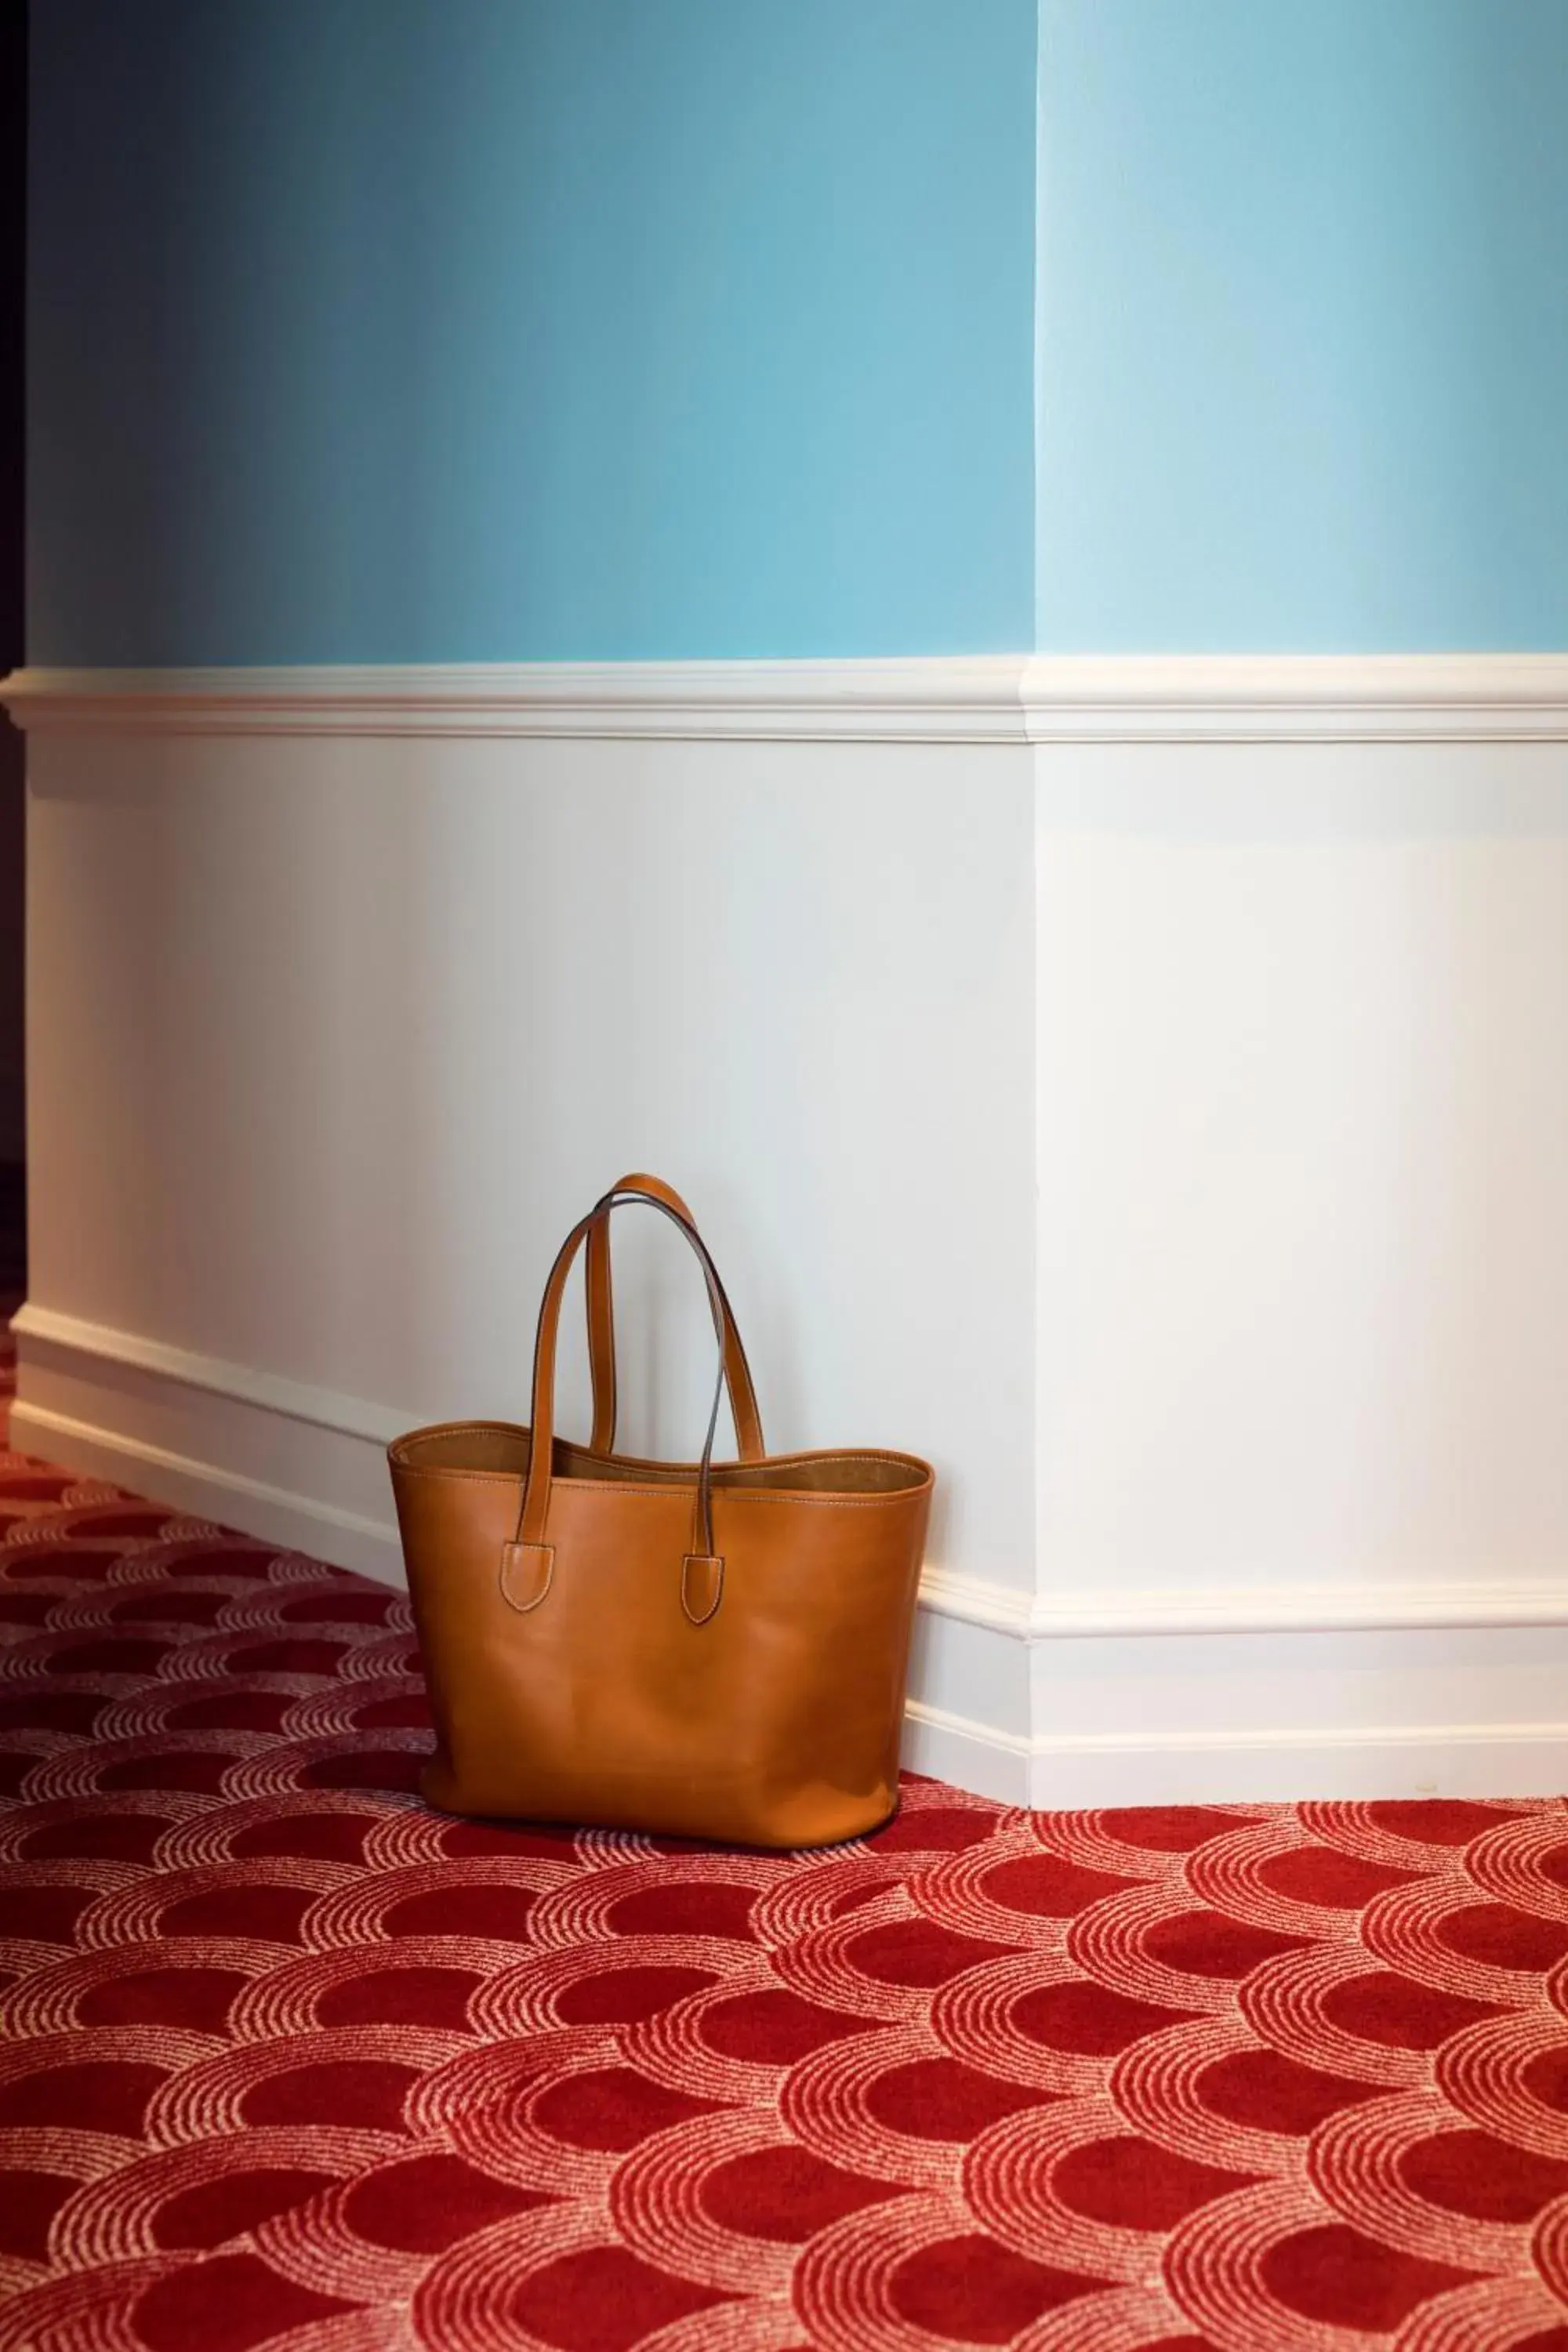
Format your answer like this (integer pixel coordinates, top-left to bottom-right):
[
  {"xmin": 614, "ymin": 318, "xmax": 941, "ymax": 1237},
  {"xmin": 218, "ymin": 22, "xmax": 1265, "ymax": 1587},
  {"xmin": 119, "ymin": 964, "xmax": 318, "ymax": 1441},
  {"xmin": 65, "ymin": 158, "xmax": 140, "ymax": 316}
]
[
  {"xmin": 25, "ymin": 0, "xmax": 1035, "ymax": 664},
  {"xmin": 2, "ymin": 0, "xmax": 24, "ymax": 1223},
  {"xmin": 0, "ymin": 723, "xmax": 21, "ymax": 1196}
]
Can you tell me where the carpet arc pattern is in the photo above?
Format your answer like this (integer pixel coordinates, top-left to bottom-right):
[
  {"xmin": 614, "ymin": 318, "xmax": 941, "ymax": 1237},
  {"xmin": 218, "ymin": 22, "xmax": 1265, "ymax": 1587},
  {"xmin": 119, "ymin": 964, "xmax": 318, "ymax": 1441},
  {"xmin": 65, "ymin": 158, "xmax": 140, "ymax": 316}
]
[{"xmin": 2, "ymin": 1450, "xmax": 1568, "ymax": 2349}]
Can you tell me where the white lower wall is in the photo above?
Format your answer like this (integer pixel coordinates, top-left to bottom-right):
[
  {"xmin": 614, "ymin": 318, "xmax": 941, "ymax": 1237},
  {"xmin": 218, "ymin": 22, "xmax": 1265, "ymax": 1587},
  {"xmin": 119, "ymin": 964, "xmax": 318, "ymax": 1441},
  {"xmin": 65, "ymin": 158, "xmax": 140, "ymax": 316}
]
[
  {"xmin": 1030, "ymin": 733, "xmax": 1568, "ymax": 1799},
  {"xmin": 7, "ymin": 658, "xmax": 1568, "ymax": 1807},
  {"xmin": 1037, "ymin": 742, "xmax": 1568, "ymax": 1610},
  {"xmin": 10, "ymin": 694, "xmax": 1039, "ymax": 1776}
]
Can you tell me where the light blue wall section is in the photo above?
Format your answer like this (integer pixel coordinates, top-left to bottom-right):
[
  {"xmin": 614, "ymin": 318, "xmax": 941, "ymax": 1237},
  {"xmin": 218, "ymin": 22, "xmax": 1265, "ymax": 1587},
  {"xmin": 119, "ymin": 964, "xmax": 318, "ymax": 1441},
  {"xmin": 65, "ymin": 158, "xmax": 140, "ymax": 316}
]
[
  {"xmin": 29, "ymin": 0, "xmax": 1036, "ymax": 664},
  {"xmin": 1036, "ymin": 0, "xmax": 1568, "ymax": 651}
]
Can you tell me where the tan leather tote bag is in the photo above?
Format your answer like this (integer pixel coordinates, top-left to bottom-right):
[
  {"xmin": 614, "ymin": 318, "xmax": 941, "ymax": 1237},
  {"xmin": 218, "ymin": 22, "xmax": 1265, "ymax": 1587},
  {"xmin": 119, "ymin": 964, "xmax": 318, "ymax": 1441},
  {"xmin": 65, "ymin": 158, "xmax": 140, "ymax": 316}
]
[{"xmin": 387, "ymin": 1178, "xmax": 934, "ymax": 1849}]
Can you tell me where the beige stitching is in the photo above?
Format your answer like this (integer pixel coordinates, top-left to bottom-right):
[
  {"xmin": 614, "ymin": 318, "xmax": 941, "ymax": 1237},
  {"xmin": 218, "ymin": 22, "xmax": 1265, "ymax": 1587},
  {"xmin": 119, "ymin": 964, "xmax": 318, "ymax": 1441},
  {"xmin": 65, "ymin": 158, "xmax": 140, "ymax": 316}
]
[
  {"xmin": 392, "ymin": 1468, "xmax": 925, "ymax": 1508},
  {"xmin": 681, "ymin": 1553, "xmax": 725, "ymax": 1626},
  {"xmin": 391, "ymin": 1447, "xmax": 924, "ymax": 1477},
  {"xmin": 391, "ymin": 1424, "xmax": 920, "ymax": 1472},
  {"xmin": 499, "ymin": 1541, "xmax": 554, "ymax": 1613}
]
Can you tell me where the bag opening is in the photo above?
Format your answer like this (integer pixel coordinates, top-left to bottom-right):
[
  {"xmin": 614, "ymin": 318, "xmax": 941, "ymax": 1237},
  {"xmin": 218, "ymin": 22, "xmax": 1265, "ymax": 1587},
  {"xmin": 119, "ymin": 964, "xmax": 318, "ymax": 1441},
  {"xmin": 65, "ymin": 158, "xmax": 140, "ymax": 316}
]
[{"xmin": 389, "ymin": 1421, "xmax": 931, "ymax": 1497}]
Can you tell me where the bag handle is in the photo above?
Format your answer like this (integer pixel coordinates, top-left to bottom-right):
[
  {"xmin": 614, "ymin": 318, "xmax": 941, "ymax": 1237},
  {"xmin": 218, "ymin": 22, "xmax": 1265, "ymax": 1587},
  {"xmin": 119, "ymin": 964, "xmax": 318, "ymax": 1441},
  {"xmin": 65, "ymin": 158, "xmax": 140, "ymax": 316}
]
[
  {"xmin": 510, "ymin": 1186, "xmax": 746, "ymax": 1616},
  {"xmin": 584, "ymin": 1171, "xmax": 764, "ymax": 1460}
]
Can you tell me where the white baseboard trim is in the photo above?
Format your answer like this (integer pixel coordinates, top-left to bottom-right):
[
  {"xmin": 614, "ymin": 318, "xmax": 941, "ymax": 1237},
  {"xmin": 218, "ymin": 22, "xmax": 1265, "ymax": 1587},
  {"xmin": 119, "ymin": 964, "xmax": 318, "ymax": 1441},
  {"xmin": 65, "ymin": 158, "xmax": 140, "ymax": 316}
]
[
  {"xmin": 1026, "ymin": 1722, "xmax": 1568, "ymax": 1809},
  {"xmin": 8, "ymin": 1397, "xmax": 401, "ymax": 1583},
  {"xmin": 915, "ymin": 1566, "xmax": 1035, "ymax": 1636},
  {"xmin": 902, "ymin": 1699, "xmax": 1033, "ymax": 1806},
  {"xmin": 5, "ymin": 653, "xmax": 1568, "ymax": 744},
  {"xmin": 908, "ymin": 1698, "xmax": 1568, "ymax": 1809},
  {"xmin": 919, "ymin": 1559, "xmax": 1568, "ymax": 1639}
]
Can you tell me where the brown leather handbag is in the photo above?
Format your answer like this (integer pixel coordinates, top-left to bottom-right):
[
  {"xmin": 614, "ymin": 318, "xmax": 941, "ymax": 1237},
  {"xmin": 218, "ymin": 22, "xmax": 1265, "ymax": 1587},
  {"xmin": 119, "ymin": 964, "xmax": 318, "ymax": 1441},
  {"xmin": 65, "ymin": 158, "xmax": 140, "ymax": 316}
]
[{"xmin": 387, "ymin": 1178, "xmax": 934, "ymax": 1849}]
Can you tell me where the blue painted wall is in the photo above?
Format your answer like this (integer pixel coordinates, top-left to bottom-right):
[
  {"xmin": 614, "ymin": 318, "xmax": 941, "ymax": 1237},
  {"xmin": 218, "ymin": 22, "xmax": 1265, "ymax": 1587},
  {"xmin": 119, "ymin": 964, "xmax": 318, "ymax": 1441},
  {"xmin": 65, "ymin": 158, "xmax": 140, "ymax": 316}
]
[
  {"xmin": 28, "ymin": 0, "xmax": 1037, "ymax": 664},
  {"xmin": 1036, "ymin": 0, "xmax": 1568, "ymax": 652},
  {"xmin": 32, "ymin": 2, "xmax": 1568, "ymax": 662}
]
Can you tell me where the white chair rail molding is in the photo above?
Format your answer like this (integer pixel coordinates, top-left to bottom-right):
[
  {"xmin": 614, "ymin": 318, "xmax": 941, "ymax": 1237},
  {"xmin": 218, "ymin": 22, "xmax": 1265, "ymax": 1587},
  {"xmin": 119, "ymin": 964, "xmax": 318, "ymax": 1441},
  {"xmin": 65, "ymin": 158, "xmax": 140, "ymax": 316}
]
[{"xmin": 5, "ymin": 651, "xmax": 1568, "ymax": 1808}]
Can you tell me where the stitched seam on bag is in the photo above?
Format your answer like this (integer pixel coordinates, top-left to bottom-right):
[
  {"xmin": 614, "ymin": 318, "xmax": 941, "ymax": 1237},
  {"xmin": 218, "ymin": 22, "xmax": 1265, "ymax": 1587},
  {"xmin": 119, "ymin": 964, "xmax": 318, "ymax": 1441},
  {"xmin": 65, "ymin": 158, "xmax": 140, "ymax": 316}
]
[
  {"xmin": 499, "ymin": 1541, "xmax": 554, "ymax": 1613},
  {"xmin": 681, "ymin": 1553, "xmax": 724, "ymax": 1626},
  {"xmin": 385, "ymin": 1458, "xmax": 921, "ymax": 1496},
  {"xmin": 391, "ymin": 1425, "xmax": 920, "ymax": 1474},
  {"xmin": 391, "ymin": 1468, "xmax": 922, "ymax": 1508},
  {"xmin": 702, "ymin": 1491, "xmax": 922, "ymax": 1509},
  {"xmin": 391, "ymin": 1449, "xmax": 925, "ymax": 1479},
  {"xmin": 390, "ymin": 1421, "xmax": 524, "ymax": 1446}
]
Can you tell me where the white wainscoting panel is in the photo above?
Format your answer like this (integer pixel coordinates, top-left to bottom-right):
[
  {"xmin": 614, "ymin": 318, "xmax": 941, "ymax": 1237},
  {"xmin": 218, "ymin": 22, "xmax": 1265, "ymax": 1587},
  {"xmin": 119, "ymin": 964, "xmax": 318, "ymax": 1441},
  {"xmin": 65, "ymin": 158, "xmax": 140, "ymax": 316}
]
[{"xmin": 5, "ymin": 655, "xmax": 1568, "ymax": 1808}]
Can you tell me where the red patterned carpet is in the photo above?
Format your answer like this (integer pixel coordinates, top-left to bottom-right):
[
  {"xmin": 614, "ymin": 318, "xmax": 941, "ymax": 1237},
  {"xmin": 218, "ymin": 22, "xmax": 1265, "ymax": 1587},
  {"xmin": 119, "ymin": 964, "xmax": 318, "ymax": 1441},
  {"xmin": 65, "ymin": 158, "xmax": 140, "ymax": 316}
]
[{"xmin": 3, "ymin": 1436, "xmax": 1568, "ymax": 2347}]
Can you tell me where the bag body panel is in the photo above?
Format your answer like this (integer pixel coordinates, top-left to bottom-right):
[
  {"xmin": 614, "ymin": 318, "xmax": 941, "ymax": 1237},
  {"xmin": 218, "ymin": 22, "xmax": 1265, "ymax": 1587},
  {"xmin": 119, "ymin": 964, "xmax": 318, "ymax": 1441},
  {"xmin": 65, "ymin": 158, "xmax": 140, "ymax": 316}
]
[{"xmin": 389, "ymin": 1433, "xmax": 930, "ymax": 1849}]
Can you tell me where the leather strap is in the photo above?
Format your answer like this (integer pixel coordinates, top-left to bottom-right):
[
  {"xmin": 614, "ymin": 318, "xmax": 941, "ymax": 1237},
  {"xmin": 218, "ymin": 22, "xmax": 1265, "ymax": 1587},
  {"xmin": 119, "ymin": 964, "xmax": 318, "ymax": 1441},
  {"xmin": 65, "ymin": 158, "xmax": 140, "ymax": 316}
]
[
  {"xmin": 519, "ymin": 1187, "xmax": 740, "ymax": 1566},
  {"xmin": 583, "ymin": 1171, "xmax": 764, "ymax": 1460}
]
